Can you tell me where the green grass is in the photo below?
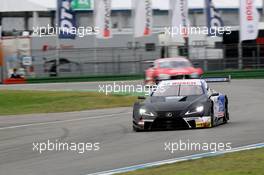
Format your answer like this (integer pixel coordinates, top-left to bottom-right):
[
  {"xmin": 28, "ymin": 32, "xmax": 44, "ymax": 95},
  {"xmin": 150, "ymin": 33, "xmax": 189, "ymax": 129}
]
[
  {"xmin": 119, "ymin": 148, "xmax": 264, "ymax": 175},
  {"xmin": 0, "ymin": 90, "xmax": 137, "ymax": 115}
]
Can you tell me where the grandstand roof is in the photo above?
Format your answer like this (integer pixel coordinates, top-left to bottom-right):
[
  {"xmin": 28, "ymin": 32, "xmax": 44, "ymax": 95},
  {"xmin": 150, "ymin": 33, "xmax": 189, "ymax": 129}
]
[
  {"xmin": 0, "ymin": 0, "xmax": 52, "ymax": 12},
  {"xmin": 0, "ymin": 0, "xmax": 263, "ymax": 12}
]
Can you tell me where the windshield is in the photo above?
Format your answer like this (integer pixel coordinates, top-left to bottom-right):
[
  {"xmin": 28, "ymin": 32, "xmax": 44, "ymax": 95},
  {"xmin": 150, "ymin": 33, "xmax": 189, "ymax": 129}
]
[
  {"xmin": 152, "ymin": 84, "xmax": 204, "ymax": 97},
  {"xmin": 159, "ymin": 60, "xmax": 192, "ymax": 69}
]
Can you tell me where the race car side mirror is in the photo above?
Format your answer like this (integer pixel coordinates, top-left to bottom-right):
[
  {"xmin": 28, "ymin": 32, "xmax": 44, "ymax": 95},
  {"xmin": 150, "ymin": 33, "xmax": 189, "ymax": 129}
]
[
  {"xmin": 149, "ymin": 64, "xmax": 154, "ymax": 68},
  {"xmin": 193, "ymin": 62, "xmax": 199, "ymax": 67},
  {"xmin": 209, "ymin": 93, "xmax": 219, "ymax": 98},
  {"xmin": 138, "ymin": 96, "xmax": 146, "ymax": 100}
]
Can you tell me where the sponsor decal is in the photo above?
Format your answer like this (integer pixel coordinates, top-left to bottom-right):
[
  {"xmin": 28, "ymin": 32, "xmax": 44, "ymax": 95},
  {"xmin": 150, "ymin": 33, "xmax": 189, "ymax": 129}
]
[
  {"xmin": 134, "ymin": 0, "xmax": 153, "ymax": 37},
  {"xmin": 179, "ymin": 0, "xmax": 188, "ymax": 37},
  {"xmin": 218, "ymin": 96, "xmax": 225, "ymax": 113},
  {"xmin": 205, "ymin": 0, "xmax": 224, "ymax": 36},
  {"xmin": 94, "ymin": 0, "xmax": 112, "ymax": 39},
  {"xmin": 144, "ymin": 0, "xmax": 152, "ymax": 36},
  {"xmin": 170, "ymin": 0, "xmax": 188, "ymax": 38},
  {"xmin": 58, "ymin": 0, "xmax": 76, "ymax": 39},
  {"xmin": 162, "ymin": 80, "xmax": 200, "ymax": 86},
  {"xmin": 192, "ymin": 117, "xmax": 211, "ymax": 128},
  {"xmin": 103, "ymin": 0, "xmax": 111, "ymax": 37},
  {"xmin": 240, "ymin": 0, "xmax": 259, "ymax": 41},
  {"xmin": 246, "ymin": 0, "xmax": 253, "ymax": 21},
  {"xmin": 71, "ymin": 0, "xmax": 92, "ymax": 10}
]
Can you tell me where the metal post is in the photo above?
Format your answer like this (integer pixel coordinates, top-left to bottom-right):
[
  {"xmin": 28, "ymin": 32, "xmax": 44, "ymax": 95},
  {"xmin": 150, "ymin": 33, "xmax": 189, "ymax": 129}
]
[
  {"xmin": 0, "ymin": 12, "xmax": 2, "ymax": 27},
  {"xmin": 32, "ymin": 12, "xmax": 39, "ymax": 30},
  {"xmin": 56, "ymin": 1, "xmax": 60, "ymax": 77},
  {"xmin": 139, "ymin": 55, "xmax": 142, "ymax": 73},
  {"xmin": 257, "ymin": 44, "xmax": 260, "ymax": 69},
  {"xmin": 252, "ymin": 51, "xmax": 256, "ymax": 69},
  {"xmin": 112, "ymin": 48, "xmax": 115, "ymax": 74},
  {"xmin": 223, "ymin": 45, "xmax": 226, "ymax": 70},
  {"xmin": 238, "ymin": 43, "xmax": 243, "ymax": 70},
  {"xmin": 0, "ymin": 26, "xmax": 4, "ymax": 84},
  {"xmin": 203, "ymin": 59, "xmax": 208, "ymax": 72},
  {"xmin": 132, "ymin": 1, "xmax": 136, "ymax": 74},
  {"xmin": 93, "ymin": 35, "xmax": 98, "ymax": 75},
  {"xmin": 184, "ymin": 37, "xmax": 189, "ymax": 58},
  {"xmin": 24, "ymin": 12, "xmax": 29, "ymax": 31},
  {"xmin": 93, "ymin": 2, "xmax": 98, "ymax": 75},
  {"xmin": 263, "ymin": 0, "xmax": 264, "ymax": 19},
  {"xmin": 0, "ymin": 14, "xmax": 3, "ymax": 83},
  {"xmin": 51, "ymin": 11, "xmax": 56, "ymax": 27},
  {"xmin": 118, "ymin": 55, "xmax": 121, "ymax": 74}
]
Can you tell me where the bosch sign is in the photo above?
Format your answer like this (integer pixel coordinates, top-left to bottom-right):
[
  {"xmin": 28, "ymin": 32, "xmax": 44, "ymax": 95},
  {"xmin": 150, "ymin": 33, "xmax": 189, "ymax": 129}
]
[
  {"xmin": 103, "ymin": 0, "xmax": 111, "ymax": 38},
  {"xmin": 144, "ymin": 0, "xmax": 152, "ymax": 35},
  {"xmin": 179, "ymin": 0, "xmax": 187, "ymax": 27},
  {"xmin": 246, "ymin": 0, "xmax": 253, "ymax": 21}
]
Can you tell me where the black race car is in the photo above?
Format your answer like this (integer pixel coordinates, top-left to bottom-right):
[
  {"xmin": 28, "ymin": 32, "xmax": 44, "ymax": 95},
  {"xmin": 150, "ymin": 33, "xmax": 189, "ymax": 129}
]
[{"xmin": 132, "ymin": 79, "xmax": 229, "ymax": 131}]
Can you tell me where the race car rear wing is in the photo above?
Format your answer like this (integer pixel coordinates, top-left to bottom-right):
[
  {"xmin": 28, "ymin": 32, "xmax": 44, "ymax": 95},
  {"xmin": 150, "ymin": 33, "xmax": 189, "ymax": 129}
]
[{"xmin": 203, "ymin": 75, "xmax": 231, "ymax": 83}]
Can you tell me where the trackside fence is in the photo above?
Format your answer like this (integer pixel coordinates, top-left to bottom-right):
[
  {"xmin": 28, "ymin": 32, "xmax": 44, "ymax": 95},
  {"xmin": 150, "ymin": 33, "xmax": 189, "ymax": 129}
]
[{"xmin": 8, "ymin": 44, "xmax": 264, "ymax": 78}]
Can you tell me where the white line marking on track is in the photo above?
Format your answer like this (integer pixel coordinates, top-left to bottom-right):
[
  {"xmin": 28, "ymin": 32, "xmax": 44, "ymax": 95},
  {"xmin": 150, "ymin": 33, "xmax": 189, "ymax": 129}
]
[
  {"xmin": 87, "ymin": 142, "xmax": 264, "ymax": 175},
  {"xmin": 0, "ymin": 112, "xmax": 131, "ymax": 130}
]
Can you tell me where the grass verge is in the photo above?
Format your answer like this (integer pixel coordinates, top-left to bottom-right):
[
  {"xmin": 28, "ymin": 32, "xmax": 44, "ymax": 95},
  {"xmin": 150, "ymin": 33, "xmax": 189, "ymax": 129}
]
[
  {"xmin": 118, "ymin": 148, "xmax": 264, "ymax": 175},
  {"xmin": 0, "ymin": 90, "xmax": 137, "ymax": 115}
]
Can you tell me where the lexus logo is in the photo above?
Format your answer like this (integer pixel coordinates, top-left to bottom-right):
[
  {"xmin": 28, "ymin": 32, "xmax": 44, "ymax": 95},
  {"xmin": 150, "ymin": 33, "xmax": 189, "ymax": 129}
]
[{"xmin": 166, "ymin": 112, "xmax": 173, "ymax": 117}]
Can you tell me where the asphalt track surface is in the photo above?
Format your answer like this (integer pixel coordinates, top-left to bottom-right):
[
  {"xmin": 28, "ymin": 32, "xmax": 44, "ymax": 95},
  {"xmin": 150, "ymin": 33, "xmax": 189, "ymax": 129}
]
[{"xmin": 0, "ymin": 79, "xmax": 264, "ymax": 175}]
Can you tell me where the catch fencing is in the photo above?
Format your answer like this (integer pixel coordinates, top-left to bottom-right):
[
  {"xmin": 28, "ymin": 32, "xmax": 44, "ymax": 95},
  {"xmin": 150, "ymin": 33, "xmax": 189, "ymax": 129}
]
[{"xmin": 25, "ymin": 44, "xmax": 264, "ymax": 78}]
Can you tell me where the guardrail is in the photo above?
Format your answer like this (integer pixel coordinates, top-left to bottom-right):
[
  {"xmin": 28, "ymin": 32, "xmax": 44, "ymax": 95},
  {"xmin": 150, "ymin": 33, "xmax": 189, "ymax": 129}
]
[
  {"xmin": 25, "ymin": 69, "xmax": 264, "ymax": 84},
  {"xmin": 2, "ymin": 44, "xmax": 264, "ymax": 83}
]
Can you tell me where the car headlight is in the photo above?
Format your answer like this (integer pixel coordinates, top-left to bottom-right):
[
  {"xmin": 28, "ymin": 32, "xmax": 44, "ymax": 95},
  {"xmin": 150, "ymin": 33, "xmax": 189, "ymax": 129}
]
[
  {"xmin": 185, "ymin": 105, "xmax": 204, "ymax": 115},
  {"xmin": 158, "ymin": 74, "xmax": 170, "ymax": 80},
  {"xmin": 139, "ymin": 108, "xmax": 156, "ymax": 117}
]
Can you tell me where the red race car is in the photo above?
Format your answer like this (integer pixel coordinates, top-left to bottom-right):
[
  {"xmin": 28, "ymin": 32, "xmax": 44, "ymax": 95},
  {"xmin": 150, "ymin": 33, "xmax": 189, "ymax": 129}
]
[{"xmin": 145, "ymin": 57, "xmax": 203, "ymax": 85}]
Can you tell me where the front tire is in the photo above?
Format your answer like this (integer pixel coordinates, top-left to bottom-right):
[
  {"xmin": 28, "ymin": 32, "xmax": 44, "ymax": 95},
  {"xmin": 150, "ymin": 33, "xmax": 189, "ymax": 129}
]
[
  {"xmin": 133, "ymin": 125, "xmax": 143, "ymax": 132},
  {"xmin": 210, "ymin": 104, "xmax": 215, "ymax": 128},
  {"xmin": 223, "ymin": 99, "xmax": 229, "ymax": 124}
]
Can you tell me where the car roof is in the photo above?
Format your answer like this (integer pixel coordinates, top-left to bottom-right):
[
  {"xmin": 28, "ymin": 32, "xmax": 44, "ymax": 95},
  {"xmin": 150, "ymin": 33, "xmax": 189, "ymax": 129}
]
[{"xmin": 156, "ymin": 57, "xmax": 189, "ymax": 62}]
